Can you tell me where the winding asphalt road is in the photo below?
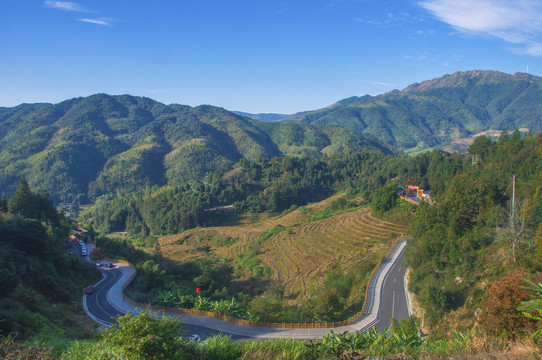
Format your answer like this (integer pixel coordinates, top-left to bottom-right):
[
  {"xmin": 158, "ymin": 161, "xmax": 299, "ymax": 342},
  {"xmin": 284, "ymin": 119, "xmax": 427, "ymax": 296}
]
[
  {"xmin": 84, "ymin": 268, "xmax": 124, "ymax": 325},
  {"xmin": 83, "ymin": 268, "xmax": 248, "ymax": 339},
  {"xmin": 83, "ymin": 238, "xmax": 411, "ymax": 339}
]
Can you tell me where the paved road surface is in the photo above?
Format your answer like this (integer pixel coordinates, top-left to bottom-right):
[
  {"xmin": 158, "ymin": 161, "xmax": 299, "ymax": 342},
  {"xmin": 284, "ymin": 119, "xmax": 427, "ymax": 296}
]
[
  {"xmin": 374, "ymin": 246, "xmax": 410, "ymax": 332},
  {"xmin": 84, "ymin": 268, "xmax": 248, "ymax": 340},
  {"xmin": 84, "ymin": 238, "xmax": 412, "ymax": 339},
  {"xmin": 84, "ymin": 268, "xmax": 124, "ymax": 325}
]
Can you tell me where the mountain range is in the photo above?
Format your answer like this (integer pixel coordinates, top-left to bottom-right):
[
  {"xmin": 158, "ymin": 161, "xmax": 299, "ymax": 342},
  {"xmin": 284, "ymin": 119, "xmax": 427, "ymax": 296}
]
[
  {"xmin": 0, "ymin": 94, "xmax": 391, "ymax": 202},
  {"xmin": 2, "ymin": 70, "xmax": 541, "ymax": 202},
  {"xmin": 287, "ymin": 70, "xmax": 542, "ymax": 152}
]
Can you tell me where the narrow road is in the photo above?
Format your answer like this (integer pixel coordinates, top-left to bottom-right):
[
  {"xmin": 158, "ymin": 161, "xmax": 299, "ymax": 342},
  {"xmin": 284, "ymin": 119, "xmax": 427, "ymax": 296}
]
[
  {"xmin": 84, "ymin": 268, "xmax": 124, "ymax": 325},
  {"xmin": 84, "ymin": 238, "xmax": 412, "ymax": 339},
  {"xmin": 374, "ymin": 245, "xmax": 409, "ymax": 332},
  {"xmin": 84, "ymin": 268, "xmax": 247, "ymax": 339}
]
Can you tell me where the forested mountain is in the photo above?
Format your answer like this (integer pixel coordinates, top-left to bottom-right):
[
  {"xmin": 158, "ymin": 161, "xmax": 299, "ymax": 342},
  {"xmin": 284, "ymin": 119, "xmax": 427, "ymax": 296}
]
[
  {"xmin": 0, "ymin": 94, "xmax": 393, "ymax": 202},
  {"xmin": 290, "ymin": 70, "xmax": 542, "ymax": 152}
]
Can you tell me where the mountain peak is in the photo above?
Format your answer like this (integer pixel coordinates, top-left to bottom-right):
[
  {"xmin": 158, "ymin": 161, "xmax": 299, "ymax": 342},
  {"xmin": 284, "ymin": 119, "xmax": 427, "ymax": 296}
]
[{"xmin": 402, "ymin": 70, "xmax": 514, "ymax": 92}]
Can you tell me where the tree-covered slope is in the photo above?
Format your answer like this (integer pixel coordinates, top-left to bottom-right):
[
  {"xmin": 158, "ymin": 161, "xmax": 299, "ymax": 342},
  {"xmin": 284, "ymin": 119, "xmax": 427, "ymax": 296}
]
[
  {"xmin": 291, "ymin": 70, "xmax": 542, "ymax": 152},
  {"xmin": 0, "ymin": 179, "xmax": 102, "ymax": 338},
  {"xmin": 0, "ymin": 94, "xmax": 391, "ymax": 202},
  {"xmin": 405, "ymin": 131, "xmax": 542, "ymax": 336}
]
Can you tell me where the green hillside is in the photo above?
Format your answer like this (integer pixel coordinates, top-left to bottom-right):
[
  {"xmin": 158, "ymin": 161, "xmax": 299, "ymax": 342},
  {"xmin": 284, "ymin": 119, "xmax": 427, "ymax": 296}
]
[
  {"xmin": 0, "ymin": 94, "xmax": 393, "ymax": 202},
  {"xmin": 291, "ymin": 70, "xmax": 542, "ymax": 152},
  {"xmin": 0, "ymin": 179, "xmax": 101, "ymax": 339}
]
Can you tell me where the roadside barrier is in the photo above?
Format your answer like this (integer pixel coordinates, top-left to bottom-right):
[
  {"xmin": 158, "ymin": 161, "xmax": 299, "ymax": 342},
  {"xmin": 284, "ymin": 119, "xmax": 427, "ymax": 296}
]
[{"xmin": 113, "ymin": 235, "xmax": 407, "ymax": 329}]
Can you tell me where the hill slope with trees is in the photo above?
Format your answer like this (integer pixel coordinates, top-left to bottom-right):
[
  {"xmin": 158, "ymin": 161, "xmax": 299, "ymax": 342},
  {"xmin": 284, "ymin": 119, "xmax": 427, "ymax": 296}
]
[
  {"xmin": 290, "ymin": 70, "xmax": 542, "ymax": 152},
  {"xmin": 0, "ymin": 94, "xmax": 393, "ymax": 203},
  {"xmin": 405, "ymin": 130, "xmax": 542, "ymax": 337},
  {"xmin": 0, "ymin": 179, "xmax": 101, "ymax": 339}
]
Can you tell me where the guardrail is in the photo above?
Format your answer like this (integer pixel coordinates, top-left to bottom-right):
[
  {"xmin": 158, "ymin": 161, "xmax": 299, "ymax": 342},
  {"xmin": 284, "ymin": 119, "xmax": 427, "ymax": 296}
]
[{"xmin": 113, "ymin": 235, "xmax": 406, "ymax": 329}]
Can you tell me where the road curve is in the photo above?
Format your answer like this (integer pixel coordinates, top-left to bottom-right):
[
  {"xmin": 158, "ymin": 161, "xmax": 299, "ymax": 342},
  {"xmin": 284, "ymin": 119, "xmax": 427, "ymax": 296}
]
[
  {"xmin": 83, "ymin": 268, "xmax": 124, "ymax": 325},
  {"xmin": 83, "ymin": 267, "xmax": 247, "ymax": 339},
  {"xmin": 84, "ymin": 238, "xmax": 412, "ymax": 339}
]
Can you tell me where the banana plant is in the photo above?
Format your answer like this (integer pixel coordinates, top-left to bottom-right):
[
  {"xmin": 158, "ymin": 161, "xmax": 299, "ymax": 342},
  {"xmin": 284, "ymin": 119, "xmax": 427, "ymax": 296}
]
[{"xmin": 518, "ymin": 278, "xmax": 542, "ymax": 338}]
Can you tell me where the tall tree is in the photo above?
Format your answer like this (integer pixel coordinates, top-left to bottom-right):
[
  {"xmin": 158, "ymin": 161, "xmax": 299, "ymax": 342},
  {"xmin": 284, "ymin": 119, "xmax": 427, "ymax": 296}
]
[
  {"xmin": 0, "ymin": 195, "xmax": 7, "ymax": 213},
  {"xmin": 8, "ymin": 178, "xmax": 35, "ymax": 219}
]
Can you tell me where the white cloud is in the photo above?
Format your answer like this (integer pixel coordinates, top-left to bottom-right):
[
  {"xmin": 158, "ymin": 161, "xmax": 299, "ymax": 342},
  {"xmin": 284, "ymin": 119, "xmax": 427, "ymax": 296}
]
[
  {"xmin": 44, "ymin": 1, "xmax": 85, "ymax": 12},
  {"xmin": 45, "ymin": 1, "xmax": 119, "ymax": 27},
  {"xmin": 418, "ymin": 0, "xmax": 542, "ymax": 56},
  {"xmin": 78, "ymin": 18, "xmax": 112, "ymax": 26}
]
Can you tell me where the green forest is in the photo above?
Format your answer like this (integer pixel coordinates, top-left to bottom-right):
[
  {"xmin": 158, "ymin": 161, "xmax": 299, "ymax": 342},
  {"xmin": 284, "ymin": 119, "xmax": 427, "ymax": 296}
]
[
  {"xmin": 0, "ymin": 179, "xmax": 101, "ymax": 339},
  {"xmin": 406, "ymin": 130, "xmax": 542, "ymax": 336},
  {"xmin": 82, "ymin": 148, "xmax": 447, "ymax": 238}
]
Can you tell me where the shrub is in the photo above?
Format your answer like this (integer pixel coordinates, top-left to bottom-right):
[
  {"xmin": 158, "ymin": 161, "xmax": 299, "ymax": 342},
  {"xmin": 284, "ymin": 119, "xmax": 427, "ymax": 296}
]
[
  {"xmin": 199, "ymin": 334, "xmax": 242, "ymax": 360},
  {"xmin": 0, "ymin": 335, "xmax": 54, "ymax": 360},
  {"xmin": 480, "ymin": 272, "xmax": 541, "ymax": 339},
  {"xmin": 102, "ymin": 311, "xmax": 195, "ymax": 360},
  {"xmin": 517, "ymin": 278, "xmax": 542, "ymax": 338}
]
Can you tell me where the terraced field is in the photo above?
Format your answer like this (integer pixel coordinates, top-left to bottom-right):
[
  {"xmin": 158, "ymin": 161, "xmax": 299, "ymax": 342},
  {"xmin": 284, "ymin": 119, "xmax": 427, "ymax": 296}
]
[
  {"xmin": 157, "ymin": 194, "xmax": 347, "ymax": 258},
  {"xmin": 261, "ymin": 208, "xmax": 408, "ymax": 299},
  {"xmin": 156, "ymin": 195, "xmax": 408, "ymax": 301}
]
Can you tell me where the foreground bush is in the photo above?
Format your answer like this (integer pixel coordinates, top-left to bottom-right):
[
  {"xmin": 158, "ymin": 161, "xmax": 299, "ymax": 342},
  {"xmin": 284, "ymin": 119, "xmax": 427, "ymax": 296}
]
[
  {"xmin": 5, "ymin": 326, "xmax": 542, "ymax": 360},
  {"xmin": 102, "ymin": 311, "xmax": 195, "ymax": 360}
]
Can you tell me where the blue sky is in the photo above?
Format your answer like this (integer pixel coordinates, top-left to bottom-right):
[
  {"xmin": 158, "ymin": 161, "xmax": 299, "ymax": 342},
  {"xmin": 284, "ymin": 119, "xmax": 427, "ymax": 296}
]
[{"xmin": 1, "ymin": 0, "xmax": 542, "ymax": 113}]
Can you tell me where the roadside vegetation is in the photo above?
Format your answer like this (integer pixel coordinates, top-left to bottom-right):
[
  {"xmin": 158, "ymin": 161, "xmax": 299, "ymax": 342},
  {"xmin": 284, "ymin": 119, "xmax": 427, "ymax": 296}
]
[
  {"xmin": 2, "ymin": 311, "xmax": 542, "ymax": 359},
  {"xmin": 0, "ymin": 179, "xmax": 101, "ymax": 340}
]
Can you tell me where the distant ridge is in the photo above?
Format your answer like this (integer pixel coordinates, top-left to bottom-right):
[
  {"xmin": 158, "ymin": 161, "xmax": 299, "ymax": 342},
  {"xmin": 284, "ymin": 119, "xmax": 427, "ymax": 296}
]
[
  {"xmin": 289, "ymin": 70, "xmax": 542, "ymax": 153},
  {"xmin": 233, "ymin": 111, "xmax": 289, "ymax": 122}
]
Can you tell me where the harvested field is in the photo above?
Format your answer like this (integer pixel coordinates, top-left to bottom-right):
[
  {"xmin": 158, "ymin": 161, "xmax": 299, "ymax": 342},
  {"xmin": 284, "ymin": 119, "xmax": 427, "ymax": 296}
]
[{"xmin": 156, "ymin": 195, "xmax": 408, "ymax": 301}]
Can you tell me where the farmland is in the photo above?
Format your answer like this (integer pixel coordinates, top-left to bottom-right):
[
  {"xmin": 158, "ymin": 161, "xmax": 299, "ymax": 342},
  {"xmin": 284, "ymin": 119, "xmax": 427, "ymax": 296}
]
[
  {"xmin": 262, "ymin": 208, "xmax": 408, "ymax": 300},
  {"xmin": 157, "ymin": 194, "xmax": 408, "ymax": 302}
]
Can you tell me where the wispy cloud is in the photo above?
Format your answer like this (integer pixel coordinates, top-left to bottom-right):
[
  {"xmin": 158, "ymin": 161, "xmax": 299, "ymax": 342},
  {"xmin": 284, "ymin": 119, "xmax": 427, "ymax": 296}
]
[
  {"xmin": 45, "ymin": 1, "xmax": 119, "ymax": 27},
  {"xmin": 78, "ymin": 18, "xmax": 113, "ymax": 26},
  {"xmin": 403, "ymin": 53, "xmax": 428, "ymax": 61},
  {"xmin": 355, "ymin": 12, "xmax": 424, "ymax": 27},
  {"xmin": 44, "ymin": 1, "xmax": 86, "ymax": 12},
  {"xmin": 418, "ymin": 0, "xmax": 542, "ymax": 56},
  {"xmin": 372, "ymin": 81, "xmax": 397, "ymax": 87}
]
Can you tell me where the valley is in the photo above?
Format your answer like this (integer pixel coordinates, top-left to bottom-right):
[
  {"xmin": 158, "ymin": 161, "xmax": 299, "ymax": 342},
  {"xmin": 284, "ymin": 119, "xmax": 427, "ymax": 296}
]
[
  {"xmin": 1, "ymin": 71, "xmax": 542, "ymax": 359},
  {"xmin": 5, "ymin": 0, "xmax": 542, "ymax": 356}
]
